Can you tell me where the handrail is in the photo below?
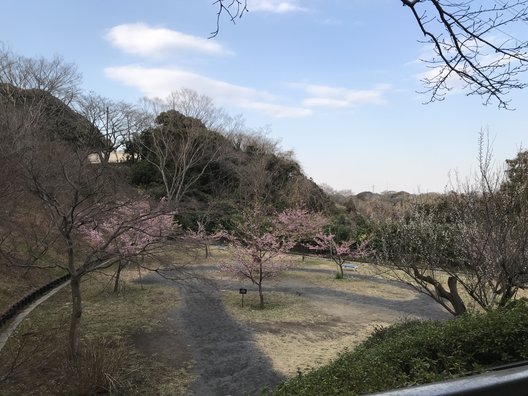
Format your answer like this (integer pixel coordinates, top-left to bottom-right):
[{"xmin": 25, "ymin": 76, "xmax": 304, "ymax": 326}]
[{"xmin": 372, "ymin": 361, "xmax": 528, "ymax": 396}]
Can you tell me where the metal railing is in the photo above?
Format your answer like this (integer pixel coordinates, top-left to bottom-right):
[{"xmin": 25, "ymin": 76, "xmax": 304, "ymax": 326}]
[
  {"xmin": 373, "ymin": 360, "xmax": 528, "ymax": 396},
  {"xmin": 0, "ymin": 273, "xmax": 70, "ymax": 328}
]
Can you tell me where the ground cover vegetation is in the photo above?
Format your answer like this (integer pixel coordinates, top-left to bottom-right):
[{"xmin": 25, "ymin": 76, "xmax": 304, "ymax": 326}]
[{"xmin": 274, "ymin": 300, "xmax": 528, "ymax": 395}]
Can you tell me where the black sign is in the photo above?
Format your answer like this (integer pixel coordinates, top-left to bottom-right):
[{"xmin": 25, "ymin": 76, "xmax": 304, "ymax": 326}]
[{"xmin": 239, "ymin": 288, "xmax": 247, "ymax": 294}]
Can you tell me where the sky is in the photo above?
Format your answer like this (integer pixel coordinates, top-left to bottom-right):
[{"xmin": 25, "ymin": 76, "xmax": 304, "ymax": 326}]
[{"xmin": 1, "ymin": 0, "xmax": 527, "ymax": 193}]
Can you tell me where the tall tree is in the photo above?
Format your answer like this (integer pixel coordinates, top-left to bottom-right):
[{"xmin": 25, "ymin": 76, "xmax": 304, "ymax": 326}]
[
  {"xmin": 17, "ymin": 138, "xmax": 175, "ymax": 358},
  {"xmin": 78, "ymin": 93, "xmax": 143, "ymax": 165},
  {"xmin": 129, "ymin": 110, "xmax": 222, "ymax": 204},
  {"xmin": 0, "ymin": 46, "xmax": 81, "ymax": 105}
]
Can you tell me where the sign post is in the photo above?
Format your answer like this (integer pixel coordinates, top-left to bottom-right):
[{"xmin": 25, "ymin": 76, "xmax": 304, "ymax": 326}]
[{"xmin": 239, "ymin": 288, "xmax": 247, "ymax": 307}]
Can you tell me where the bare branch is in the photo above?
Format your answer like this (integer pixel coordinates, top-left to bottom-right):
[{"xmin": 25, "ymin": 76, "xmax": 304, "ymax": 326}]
[
  {"xmin": 210, "ymin": 0, "xmax": 249, "ymax": 38},
  {"xmin": 402, "ymin": 0, "xmax": 528, "ymax": 108}
]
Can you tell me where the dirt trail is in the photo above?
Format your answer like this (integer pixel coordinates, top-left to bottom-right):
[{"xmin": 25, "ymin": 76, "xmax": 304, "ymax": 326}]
[
  {"xmin": 135, "ymin": 264, "xmax": 450, "ymax": 395},
  {"xmin": 137, "ymin": 273, "xmax": 283, "ymax": 396}
]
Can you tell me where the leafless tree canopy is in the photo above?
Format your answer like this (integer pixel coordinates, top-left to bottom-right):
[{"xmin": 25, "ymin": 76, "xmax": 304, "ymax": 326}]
[
  {"xmin": 211, "ymin": 0, "xmax": 528, "ymax": 108},
  {"xmin": 77, "ymin": 93, "xmax": 143, "ymax": 164},
  {"xmin": 403, "ymin": 0, "xmax": 528, "ymax": 108},
  {"xmin": 0, "ymin": 46, "xmax": 81, "ymax": 105},
  {"xmin": 377, "ymin": 134, "xmax": 528, "ymax": 316}
]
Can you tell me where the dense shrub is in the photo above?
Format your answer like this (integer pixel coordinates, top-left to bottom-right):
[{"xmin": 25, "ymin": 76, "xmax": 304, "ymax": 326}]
[{"xmin": 274, "ymin": 301, "xmax": 528, "ymax": 395}]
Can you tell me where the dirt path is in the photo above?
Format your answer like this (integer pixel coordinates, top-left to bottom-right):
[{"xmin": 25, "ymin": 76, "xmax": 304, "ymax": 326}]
[
  {"xmin": 137, "ymin": 273, "xmax": 283, "ymax": 395},
  {"xmin": 135, "ymin": 263, "xmax": 451, "ymax": 395}
]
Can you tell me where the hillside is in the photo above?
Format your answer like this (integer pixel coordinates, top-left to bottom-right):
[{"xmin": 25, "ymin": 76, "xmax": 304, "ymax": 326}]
[
  {"xmin": 0, "ymin": 89, "xmax": 336, "ymax": 309},
  {"xmin": 124, "ymin": 109, "xmax": 335, "ymax": 230}
]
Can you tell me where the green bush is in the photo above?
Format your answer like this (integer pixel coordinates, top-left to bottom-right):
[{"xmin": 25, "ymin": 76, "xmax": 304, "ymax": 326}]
[{"xmin": 274, "ymin": 301, "xmax": 528, "ymax": 395}]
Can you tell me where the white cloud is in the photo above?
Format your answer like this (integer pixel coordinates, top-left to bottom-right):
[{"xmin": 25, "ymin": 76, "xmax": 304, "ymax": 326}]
[
  {"xmin": 104, "ymin": 23, "xmax": 229, "ymax": 58},
  {"xmin": 104, "ymin": 65, "xmax": 311, "ymax": 118},
  {"xmin": 243, "ymin": 101, "xmax": 312, "ymax": 118},
  {"xmin": 297, "ymin": 83, "xmax": 391, "ymax": 108},
  {"xmin": 247, "ymin": 0, "xmax": 307, "ymax": 13}
]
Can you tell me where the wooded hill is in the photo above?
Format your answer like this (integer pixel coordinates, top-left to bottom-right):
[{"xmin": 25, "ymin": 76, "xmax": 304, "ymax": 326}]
[{"xmin": 123, "ymin": 109, "xmax": 334, "ymax": 231}]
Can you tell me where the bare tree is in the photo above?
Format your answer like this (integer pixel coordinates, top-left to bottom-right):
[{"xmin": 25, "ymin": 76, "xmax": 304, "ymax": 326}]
[
  {"xmin": 377, "ymin": 135, "xmax": 528, "ymax": 315},
  {"xmin": 142, "ymin": 89, "xmax": 246, "ymax": 137},
  {"xmin": 16, "ymin": 139, "xmax": 176, "ymax": 358},
  {"xmin": 211, "ymin": 0, "xmax": 528, "ymax": 108},
  {"xmin": 78, "ymin": 93, "xmax": 143, "ymax": 164},
  {"xmin": 0, "ymin": 46, "xmax": 81, "ymax": 105},
  {"xmin": 402, "ymin": 0, "xmax": 528, "ymax": 108},
  {"xmin": 165, "ymin": 88, "xmax": 242, "ymax": 133},
  {"xmin": 0, "ymin": 59, "xmax": 84, "ymax": 225},
  {"xmin": 0, "ymin": 49, "xmax": 181, "ymax": 362},
  {"xmin": 132, "ymin": 109, "xmax": 222, "ymax": 205}
]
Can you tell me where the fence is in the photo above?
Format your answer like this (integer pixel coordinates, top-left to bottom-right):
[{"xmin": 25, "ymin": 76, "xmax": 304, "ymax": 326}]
[{"xmin": 0, "ymin": 273, "xmax": 70, "ymax": 328}]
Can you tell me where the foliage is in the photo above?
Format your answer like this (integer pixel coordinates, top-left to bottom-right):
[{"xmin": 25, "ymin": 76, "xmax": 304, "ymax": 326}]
[
  {"xmin": 82, "ymin": 199, "xmax": 175, "ymax": 292},
  {"xmin": 126, "ymin": 96, "xmax": 333, "ymax": 220},
  {"xmin": 126, "ymin": 109, "xmax": 220, "ymax": 203},
  {"xmin": 175, "ymin": 198, "xmax": 241, "ymax": 232},
  {"xmin": 274, "ymin": 301, "xmax": 528, "ymax": 395},
  {"xmin": 325, "ymin": 213, "xmax": 355, "ymax": 242}
]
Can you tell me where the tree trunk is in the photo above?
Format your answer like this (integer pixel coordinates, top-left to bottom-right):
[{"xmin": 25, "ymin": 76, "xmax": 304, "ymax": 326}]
[
  {"xmin": 258, "ymin": 259, "xmax": 264, "ymax": 308},
  {"xmin": 69, "ymin": 275, "xmax": 82, "ymax": 360},
  {"xmin": 66, "ymin": 230, "xmax": 82, "ymax": 360},
  {"xmin": 413, "ymin": 268, "xmax": 467, "ymax": 316},
  {"xmin": 498, "ymin": 284, "xmax": 517, "ymax": 307},
  {"xmin": 447, "ymin": 276, "xmax": 467, "ymax": 316},
  {"xmin": 114, "ymin": 261, "xmax": 123, "ymax": 293},
  {"xmin": 258, "ymin": 283, "xmax": 264, "ymax": 309},
  {"xmin": 205, "ymin": 243, "xmax": 209, "ymax": 259},
  {"xmin": 338, "ymin": 263, "xmax": 344, "ymax": 278}
]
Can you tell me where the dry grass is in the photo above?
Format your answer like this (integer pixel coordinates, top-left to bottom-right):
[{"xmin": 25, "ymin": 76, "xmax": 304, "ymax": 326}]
[
  {"xmin": 253, "ymin": 322, "xmax": 386, "ymax": 375},
  {"xmin": 0, "ymin": 266, "xmax": 192, "ymax": 395},
  {"xmin": 222, "ymin": 290, "xmax": 328, "ymax": 324},
  {"xmin": 219, "ymin": 257, "xmax": 413, "ymax": 376},
  {"xmin": 285, "ymin": 255, "xmax": 418, "ymax": 302},
  {"xmin": 5, "ymin": 246, "xmax": 515, "ymax": 391}
]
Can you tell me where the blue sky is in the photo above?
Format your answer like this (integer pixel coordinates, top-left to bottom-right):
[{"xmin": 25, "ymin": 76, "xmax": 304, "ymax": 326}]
[{"xmin": 1, "ymin": 0, "xmax": 526, "ymax": 193}]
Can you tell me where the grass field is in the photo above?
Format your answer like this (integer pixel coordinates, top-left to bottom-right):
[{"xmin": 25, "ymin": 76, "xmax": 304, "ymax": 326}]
[{"xmin": 0, "ymin": 268, "xmax": 191, "ymax": 395}]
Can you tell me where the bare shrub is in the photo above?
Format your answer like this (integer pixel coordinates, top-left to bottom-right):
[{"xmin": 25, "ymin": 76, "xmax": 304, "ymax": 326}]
[{"xmin": 59, "ymin": 338, "xmax": 131, "ymax": 395}]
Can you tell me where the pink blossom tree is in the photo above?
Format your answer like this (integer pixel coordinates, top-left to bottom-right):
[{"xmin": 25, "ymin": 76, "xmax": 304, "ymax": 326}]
[
  {"xmin": 183, "ymin": 221, "xmax": 224, "ymax": 259},
  {"xmin": 220, "ymin": 208, "xmax": 325, "ymax": 308},
  {"xmin": 309, "ymin": 234, "xmax": 369, "ymax": 279},
  {"xmin": 82, "ymin": 199, "xmax": 175, "ymax": 293}
]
